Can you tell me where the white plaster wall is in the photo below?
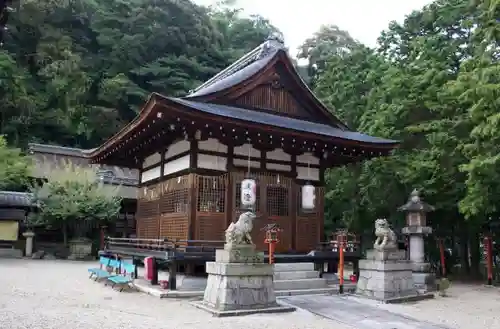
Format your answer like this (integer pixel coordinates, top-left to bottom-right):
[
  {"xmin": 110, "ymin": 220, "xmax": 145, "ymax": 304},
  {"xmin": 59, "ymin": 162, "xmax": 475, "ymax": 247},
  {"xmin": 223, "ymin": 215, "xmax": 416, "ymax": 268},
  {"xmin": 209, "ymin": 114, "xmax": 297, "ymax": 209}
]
[
  {"xmin": 164, "ymin": 155, "xmax": 190, "ymax": 176},
  {"xmin": 234, "ymin": 143, "xmax": 260, "ymax": 158},
  {"xmin": 165, "ymin": 140, "xmax": 190, "ymax": 159},
  {"xmin": 266, "ymin": 148, "xmax": 291, "ymax": 161},
  {"xmin": 198, "ymin": 138, "xmax": 227, "ymax": 153},
  {"xmin": 142, "ymin": 152, "xmax": 161, "ymax": 168},
  {"xmin": 297, "ymin": 166, "xmax": 320, "ymax": 181},
  {"xmin": 233, "ymin": 158, "xmax": 260, "ymax": 169},
  {"xmin": 141, "ymin": 165, "xmax": 161, "ymax": 183},
  {"xmin": 297, "ymin": 152, "xmax": 319, "ymax": 165},
  {"xmin": 197, "ymin": 154, "xmax": 227, "ymax": 171},
  {"xmin": 266, "ymin": 163, "xmax": 291, "ymax": 172}
]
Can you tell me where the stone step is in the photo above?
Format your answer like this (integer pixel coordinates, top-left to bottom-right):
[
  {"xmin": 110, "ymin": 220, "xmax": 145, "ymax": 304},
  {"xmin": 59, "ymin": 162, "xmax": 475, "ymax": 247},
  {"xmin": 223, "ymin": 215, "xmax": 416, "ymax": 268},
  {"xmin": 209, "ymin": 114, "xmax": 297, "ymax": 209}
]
[
  {"xmin": 274, "ymin": 270, "xmax": 319, "ymax": 280},
  {"xmin": 275, "ymin": 278, "xmax": 327, "ymax": 290},
  {"xmin": 276, "ymin": 287, "xmax": 337, "ymax": 297},
  {"xmin": 274, "ymin": 262, "xmax": 315, "ymax": 272}
]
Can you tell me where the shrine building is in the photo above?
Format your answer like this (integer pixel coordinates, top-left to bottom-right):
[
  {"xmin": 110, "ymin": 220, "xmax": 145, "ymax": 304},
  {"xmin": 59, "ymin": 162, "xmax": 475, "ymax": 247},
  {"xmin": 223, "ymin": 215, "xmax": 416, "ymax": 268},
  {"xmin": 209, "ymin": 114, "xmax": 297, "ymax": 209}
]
[{"xmin": 89, "ymin": 36, "xmax": 398, "ymax": 253}]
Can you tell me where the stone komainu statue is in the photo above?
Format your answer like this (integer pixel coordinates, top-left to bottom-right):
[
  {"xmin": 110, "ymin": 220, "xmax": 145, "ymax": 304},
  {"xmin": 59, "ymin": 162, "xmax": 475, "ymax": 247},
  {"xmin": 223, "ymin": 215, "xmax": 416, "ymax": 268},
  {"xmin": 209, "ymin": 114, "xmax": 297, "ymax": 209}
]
[
  {"xmin": 225, "ymin": 211, "xmax": 256, "ymax": 246},
  {"xmin": 373, "ymin": 218, "xmax": 398, "ymax": 251}
]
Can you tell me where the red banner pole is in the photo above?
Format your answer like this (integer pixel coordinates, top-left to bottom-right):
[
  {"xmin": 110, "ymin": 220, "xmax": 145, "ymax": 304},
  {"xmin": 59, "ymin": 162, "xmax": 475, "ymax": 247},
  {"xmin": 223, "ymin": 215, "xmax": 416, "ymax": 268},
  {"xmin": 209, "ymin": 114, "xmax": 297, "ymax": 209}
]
[{"xmin": 439, "ymin": 238, "xmax": 446, "ymax": 277}]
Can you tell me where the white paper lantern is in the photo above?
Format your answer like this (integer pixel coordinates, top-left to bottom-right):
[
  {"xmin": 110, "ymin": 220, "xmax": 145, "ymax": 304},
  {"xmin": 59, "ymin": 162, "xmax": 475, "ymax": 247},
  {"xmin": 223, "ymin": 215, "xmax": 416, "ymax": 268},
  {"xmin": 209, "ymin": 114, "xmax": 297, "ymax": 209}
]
[
  {"xmin": 301, "ymin": 182, "xmax": 316, "ymax": 210},
  {"xmin": 241, "ymin": 178, "xmax": 257, "ymax": 209}
]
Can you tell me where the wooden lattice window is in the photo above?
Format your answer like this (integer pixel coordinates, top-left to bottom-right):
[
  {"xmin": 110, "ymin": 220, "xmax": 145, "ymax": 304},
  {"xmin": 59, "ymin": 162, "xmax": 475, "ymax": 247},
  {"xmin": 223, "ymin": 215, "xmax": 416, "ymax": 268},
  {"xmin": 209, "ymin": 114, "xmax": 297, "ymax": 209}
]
[
  {"xmin": 158, "ymin": 176, "xmax": 189, "ymax": 214},
  {"xmin": 266, "ymin": 185, "xmax": 289, "ymax": 216},
  {"xmin": 197, "ymin": 175, "xmax": 226, "ymax": 213},
  {"xmin": 235, "ymin": 182, "xmax": 261, "ymax": 212}
]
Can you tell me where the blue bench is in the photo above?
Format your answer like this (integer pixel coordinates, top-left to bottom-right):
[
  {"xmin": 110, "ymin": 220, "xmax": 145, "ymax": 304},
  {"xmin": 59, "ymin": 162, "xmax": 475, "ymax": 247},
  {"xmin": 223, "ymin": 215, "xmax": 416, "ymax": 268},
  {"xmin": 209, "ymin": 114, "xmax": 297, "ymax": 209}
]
[
  {"xmin": 89, "ymin": 258, "xmax": 121, "ymax": 281},
  {"xmin": 106, "ymin": 262, "xmax": 136, "ymax": 292},
  {"xmin": 88, "ymin": 256, "xmax": 110, "ymax": 280}
]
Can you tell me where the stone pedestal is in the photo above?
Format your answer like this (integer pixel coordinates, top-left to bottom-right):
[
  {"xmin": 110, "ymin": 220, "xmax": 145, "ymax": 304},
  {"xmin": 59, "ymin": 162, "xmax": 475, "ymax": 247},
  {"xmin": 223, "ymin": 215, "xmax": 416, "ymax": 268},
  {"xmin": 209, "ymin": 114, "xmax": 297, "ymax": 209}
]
[
  {"xmin": 22, "ymin": 231, "xmax": 35, "ymax": 257},
  {"xmin": 192, "ymin": 244, "xmax": 295, "ymax": 316},
  {"xmin": 402, "ymin": 226, "xmax": 436, "ymax": 292},
  {"xmin": 68, "ymin": 238, "xmax": 93, "ymax": 260},
  {"xmin": 356, "ymin": 249, "xmax": 433, "ymax": 303}
]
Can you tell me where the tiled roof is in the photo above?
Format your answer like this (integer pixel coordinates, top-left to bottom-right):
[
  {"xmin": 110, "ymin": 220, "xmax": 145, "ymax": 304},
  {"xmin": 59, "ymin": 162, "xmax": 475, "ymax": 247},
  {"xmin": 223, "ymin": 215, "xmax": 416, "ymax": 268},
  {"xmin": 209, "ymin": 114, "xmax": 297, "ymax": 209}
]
[
  {"xmin": 167, "ymin": 97, "xmax": 398, "ymax": 145},
  {"xmin": 28, "ymin": 143, "xmax": 139, "ymax": 187},
  {"xmin": 187, "ymin": 35, "xmax": 283, "ymax": 98},
  {"xmin": 0, "ymin": 191, "xmax": 34, "ymax": 207}
]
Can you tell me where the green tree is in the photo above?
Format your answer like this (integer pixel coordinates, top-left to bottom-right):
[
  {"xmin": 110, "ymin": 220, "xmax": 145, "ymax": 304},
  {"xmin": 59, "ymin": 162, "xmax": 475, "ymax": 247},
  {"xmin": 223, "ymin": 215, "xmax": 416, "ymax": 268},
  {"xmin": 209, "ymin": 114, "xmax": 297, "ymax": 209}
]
[
  {"xmin": 1, "ymin": 0, "xmax": 283, "ymax": 149},
  {"xmin": 0, "ymin": 135, "xmax": 31, "ymax": 191},
  {"xmin": 298, "ymin": 24, "xmax": 358, "ymax": 84},
  {"xmin": 453, "ymin": 0, "xmax": 500, "ymax": 218},
  {"xmin": 31, "ymin": 162, "xmax": 122, "ymax": 246}
]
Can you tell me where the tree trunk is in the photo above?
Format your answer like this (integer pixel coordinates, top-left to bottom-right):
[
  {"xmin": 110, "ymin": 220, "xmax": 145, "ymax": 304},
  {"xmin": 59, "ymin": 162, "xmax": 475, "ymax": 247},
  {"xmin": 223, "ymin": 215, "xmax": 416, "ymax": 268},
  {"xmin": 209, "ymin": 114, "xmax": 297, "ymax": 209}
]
[
  {"xmin": 62, "ymin": 221, "xmax": 68, "ymax": 247},
  {"xmin": 469, "ymin": 229, "xmax": 481, "ymax": 279}
]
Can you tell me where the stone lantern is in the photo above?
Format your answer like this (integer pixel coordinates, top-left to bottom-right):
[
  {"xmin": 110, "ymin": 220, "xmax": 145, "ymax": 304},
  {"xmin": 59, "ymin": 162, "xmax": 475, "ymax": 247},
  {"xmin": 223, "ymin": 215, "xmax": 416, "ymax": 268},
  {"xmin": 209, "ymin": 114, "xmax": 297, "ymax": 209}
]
[{"xmin": 398, "ymin": 189, "xmax": 436, "ymax": 292}]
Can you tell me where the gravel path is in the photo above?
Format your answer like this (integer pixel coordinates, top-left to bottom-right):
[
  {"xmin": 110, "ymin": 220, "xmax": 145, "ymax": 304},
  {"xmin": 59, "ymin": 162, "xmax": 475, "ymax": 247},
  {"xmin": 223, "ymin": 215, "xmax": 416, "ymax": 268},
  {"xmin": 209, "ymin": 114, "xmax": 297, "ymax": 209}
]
[
  {"xmin": 1, "ymin": 259, "xmax": 498, "ymax": 329},
  {"xmin": 0, "ymin": 259, "xmax": 343, "ymax": 329}
]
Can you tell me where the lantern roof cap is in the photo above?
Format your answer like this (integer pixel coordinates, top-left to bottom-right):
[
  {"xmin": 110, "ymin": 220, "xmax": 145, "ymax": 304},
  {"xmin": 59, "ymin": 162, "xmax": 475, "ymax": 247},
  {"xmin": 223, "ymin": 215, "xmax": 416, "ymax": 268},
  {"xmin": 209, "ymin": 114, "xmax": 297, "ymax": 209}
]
[
  {"xmin": 261, "ymin": 223, "xmax": 282, "ymax": 231},
  {"xmin": 398, "ymin": 189, "xmax": 435, "ymax": 213}
]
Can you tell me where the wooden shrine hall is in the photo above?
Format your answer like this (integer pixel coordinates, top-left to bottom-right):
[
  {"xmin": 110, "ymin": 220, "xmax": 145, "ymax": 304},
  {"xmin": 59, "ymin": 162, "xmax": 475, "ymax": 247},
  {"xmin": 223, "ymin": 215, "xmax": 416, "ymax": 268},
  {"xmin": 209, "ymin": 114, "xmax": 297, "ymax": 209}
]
[{"xmin": 89, "ymin": 36, "xmax": 399, "ymax": 253}]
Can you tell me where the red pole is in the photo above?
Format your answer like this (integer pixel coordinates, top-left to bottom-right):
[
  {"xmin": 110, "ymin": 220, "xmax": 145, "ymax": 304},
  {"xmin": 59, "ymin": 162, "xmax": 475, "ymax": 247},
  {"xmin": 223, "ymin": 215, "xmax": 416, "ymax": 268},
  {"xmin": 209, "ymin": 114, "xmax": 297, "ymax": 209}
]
[
  {"xmin": 439, "ymin": 238, "xmax": 446, "ymax": 277},
  {"xmin": 269, "ymin": 242, "xmax": 275, "ymax": 264},
  {"xmin": 339, "ymin": 240, "xmax": 345, "ymax": 294},
  {"xmin": 486, "ymin": 236, "xmax": 493, "ymax": 285}
]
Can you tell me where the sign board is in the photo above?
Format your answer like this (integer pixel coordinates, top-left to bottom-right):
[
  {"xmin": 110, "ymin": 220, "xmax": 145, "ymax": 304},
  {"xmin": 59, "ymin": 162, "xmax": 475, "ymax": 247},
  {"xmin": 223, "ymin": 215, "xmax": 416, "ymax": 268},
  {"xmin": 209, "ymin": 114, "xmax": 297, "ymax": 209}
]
[{"xmin": 0, "ymin": 221, "xmax": 19, "ymax": 241}]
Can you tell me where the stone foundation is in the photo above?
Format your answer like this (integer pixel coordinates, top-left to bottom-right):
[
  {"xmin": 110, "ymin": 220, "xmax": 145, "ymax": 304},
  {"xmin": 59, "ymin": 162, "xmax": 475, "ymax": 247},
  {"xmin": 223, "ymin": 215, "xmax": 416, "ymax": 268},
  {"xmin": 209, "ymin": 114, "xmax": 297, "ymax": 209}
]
[
  {"xmin": 356, "ymin": 249, "xmax": 425, "ymax": 302},
  {"xmin": 203, "ymin": 262, "xmax": 277, "ymax": 311},
  {"xmin": 192, "ymin": 244, "xmax": 295, "ymax": 316}
]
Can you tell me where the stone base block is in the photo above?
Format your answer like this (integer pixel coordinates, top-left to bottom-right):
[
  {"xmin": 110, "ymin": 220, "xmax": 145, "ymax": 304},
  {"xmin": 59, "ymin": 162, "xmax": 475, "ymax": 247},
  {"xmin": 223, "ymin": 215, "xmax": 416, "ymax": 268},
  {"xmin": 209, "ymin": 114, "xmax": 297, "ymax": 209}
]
[
  {"xmin": 356, "ymin": 250, "xmax": 418, "ymax": 301},
  {"xmin": 413, "ymin": 272, "xmax": 436, "ymax": 292},
  {"xmin": 191, "ymin": 300, "xmax": 295, "ymax": 317},
  {"xmin": 365, "ymin": 249, "xmax": 406, "ymax": 261},
  {"xmin": 412, "ymin": 262, "xmax": 431, "ymax": 272},
  {"xmin": 203, "ymin": 262, "xmax": 277, "ymax": 311},
  {"xmin": 216, "ymin": 245, "xmax": 264, "ymax": 263}
]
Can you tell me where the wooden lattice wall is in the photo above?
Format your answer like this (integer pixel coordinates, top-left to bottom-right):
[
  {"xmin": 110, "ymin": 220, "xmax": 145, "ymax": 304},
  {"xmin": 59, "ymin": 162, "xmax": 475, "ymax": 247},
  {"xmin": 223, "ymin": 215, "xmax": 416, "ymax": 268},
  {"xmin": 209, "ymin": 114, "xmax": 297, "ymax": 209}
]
[
  {"xmin": 137, "ymin": 175, "xmax": 190, "ymax": 240},
  {"xmin": 136, "ymin": 172, "xmax": 323, "ymax": 252},
  {"xmin": 195, "ymin": 174, "xmax": 228, "ymax": 241},
  {"xmin": 230, "ymin": 171, "xmax": 323, "ymax": 253}
]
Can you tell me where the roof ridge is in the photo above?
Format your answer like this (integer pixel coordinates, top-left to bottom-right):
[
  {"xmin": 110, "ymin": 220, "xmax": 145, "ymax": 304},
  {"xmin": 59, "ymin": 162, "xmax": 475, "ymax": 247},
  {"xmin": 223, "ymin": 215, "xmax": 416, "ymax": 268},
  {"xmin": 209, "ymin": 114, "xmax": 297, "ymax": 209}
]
[{"xmin": 189, "ymin": 34, "xmax": 286, "ymax": 95}]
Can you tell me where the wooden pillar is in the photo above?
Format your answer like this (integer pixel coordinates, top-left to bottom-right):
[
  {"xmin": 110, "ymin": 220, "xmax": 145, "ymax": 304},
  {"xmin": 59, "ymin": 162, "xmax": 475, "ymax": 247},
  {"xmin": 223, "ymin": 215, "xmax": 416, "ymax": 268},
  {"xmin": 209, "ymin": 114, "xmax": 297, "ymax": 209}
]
[
  {"xmin": 319, "ymin": 161, "xmax": 326, "ymax": 241},
  {"xmin": 188, "ymin": 139, "xmax": 198, "ymax": 241},
  {"xmin": 291, "ymin": 154, "xmax": 297, "ymax": 250},
  {"xmin": 225, "ymin": 144, "xmax": 234, "ymax": 225}
]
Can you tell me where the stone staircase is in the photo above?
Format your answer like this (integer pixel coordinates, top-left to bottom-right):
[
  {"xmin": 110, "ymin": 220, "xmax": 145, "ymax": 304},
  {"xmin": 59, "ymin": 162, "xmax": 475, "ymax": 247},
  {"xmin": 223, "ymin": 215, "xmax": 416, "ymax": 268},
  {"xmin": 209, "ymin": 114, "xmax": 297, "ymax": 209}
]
[{"xmin": 274, "ymin": 262, "xmax": 338, "ymax": 296}]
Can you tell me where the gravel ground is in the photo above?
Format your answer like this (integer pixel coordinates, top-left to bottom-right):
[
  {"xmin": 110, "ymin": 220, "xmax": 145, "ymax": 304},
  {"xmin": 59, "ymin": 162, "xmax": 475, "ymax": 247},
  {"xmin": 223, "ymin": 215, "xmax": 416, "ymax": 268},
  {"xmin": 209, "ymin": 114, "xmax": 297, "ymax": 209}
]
[
  {"xmin": 1, "ymin": 259, "xmax": 499, "ymax": 329},
  {"xmin": 365, "ymin": 283, "xmax": 500, "ymax": 329},
  {"xmin": 0, "ymin": 259, "xmax": 343, "ymax": 329}
]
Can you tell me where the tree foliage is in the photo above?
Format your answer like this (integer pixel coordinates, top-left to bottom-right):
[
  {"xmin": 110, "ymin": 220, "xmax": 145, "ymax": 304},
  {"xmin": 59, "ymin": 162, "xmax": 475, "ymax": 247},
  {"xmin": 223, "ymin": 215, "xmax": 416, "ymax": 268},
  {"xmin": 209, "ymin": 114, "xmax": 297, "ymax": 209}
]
[
  {"xmin": 0, "ymin": 135, "xmax": 31, "ymax": 191},
  {"xmin": 1, "ymin": 0, "xmax": 280, "ymax": 148},
  {"xmin": 314, "ymin": 0, "xmax": 500, "ymax": 245},
  {"xmin": 31, "ymin": 162, "xmax": 122, "ymax": 244}
]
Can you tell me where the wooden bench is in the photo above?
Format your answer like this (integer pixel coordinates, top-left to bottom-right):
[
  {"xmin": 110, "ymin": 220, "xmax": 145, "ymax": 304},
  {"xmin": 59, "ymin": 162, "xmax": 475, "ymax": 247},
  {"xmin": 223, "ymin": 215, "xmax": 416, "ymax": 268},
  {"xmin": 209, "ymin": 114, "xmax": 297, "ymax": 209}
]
[{"xmin": 106, "ymin": 262, "xmax": 136, "ymax": 292}]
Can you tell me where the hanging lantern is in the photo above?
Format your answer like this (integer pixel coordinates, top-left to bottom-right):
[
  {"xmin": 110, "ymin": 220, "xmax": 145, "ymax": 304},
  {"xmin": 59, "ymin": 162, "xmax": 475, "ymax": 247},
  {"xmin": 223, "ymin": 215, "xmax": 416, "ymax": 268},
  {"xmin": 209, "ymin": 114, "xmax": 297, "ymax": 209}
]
[
  {"xmin": 241, "ymin": 177, "xmax": 257, "ymax": 210},
  {"xmin": 301, "ymin": 182, "xmax": 316, "ymax": 211}
]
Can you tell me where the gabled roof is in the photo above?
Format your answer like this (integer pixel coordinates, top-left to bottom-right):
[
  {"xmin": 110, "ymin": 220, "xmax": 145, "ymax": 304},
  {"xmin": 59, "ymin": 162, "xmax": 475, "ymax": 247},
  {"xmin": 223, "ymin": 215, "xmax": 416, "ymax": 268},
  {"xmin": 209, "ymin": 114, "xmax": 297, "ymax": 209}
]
[
  {"xmin": 88, "ymin": 35, "xmax": 400, "ymax": 165},
  {"xmin": 186, "ymin": 34, "xmax": 349, "ymax": 130},
  {"xmin": 187, "ymin": 39, "xmax": 280, "ymax": 98},
  {"xmin": 168, "ymin": 98, "xmax": 397, "ymax": 145}
]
